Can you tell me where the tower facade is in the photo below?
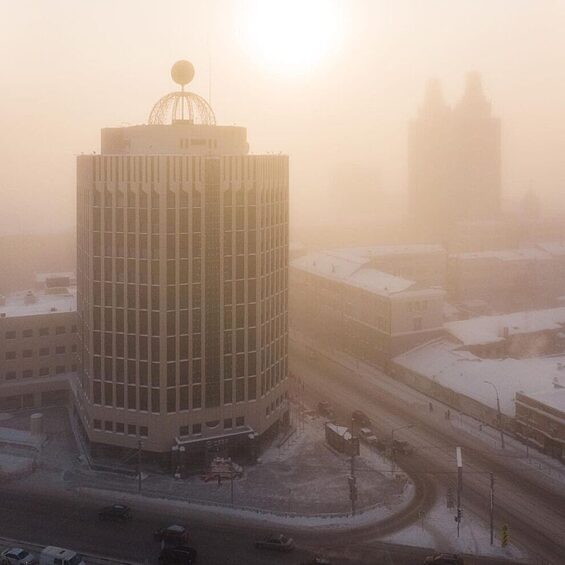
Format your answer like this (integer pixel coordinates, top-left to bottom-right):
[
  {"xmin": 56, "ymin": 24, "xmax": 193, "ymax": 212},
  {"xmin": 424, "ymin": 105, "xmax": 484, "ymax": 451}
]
[
  {"xmin": 408, "ymin": 73, "xmax": 501, "ymax": 239},
  {"xmin": 75, "ymin": 62, "xmax": 289, "ymax": 460}
]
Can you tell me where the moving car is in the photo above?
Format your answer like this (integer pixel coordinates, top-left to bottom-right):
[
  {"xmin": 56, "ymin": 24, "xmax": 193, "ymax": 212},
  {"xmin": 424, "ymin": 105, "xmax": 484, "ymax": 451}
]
[
  {"xmin": 98, "ymin": 504, "xmax": 132, "ymax": 522},
  {"xmin": 154, "ymin": 524, "xmax": 189, "ymax": 545},
  {"xmin": 317, "ymin": 401, "xmax": 334, "ymax": 418},
  {"xmin": 424, "ymin": 553, "xmax": 464, "ymax": 565},
  {"xmin": 254, "ymin": 534, "xmax": 295, "ymax": 552},
  {"xmin": 301, "ymin": 556, "xmax": 331, "ymax": 565},
  {"xmin": 158, "ymin": 546, "xmax": 197, "ymax": 565},
  {"xmin": 39, "ymin": 547, "xmax": 85, "ymax": 565},
  {"xmin": 1, "ymin": 549, "xmax": 37, "ymax": 565},
  {"xmin": 358, "ymin": 427, "xmax": 378, "ymax": 446},
  {"xmin": 351, "ymin": 410, "xmax": 370, "ymax": 427}
]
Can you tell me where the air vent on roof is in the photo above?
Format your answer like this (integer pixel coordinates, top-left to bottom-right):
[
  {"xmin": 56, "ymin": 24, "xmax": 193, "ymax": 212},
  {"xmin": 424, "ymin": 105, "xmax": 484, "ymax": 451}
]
[
  {"xmin": 24, "ymin": 290, "xmax": 37, "ymax": 304},
  {"xmin": 50, "ymin": 307, "xmax": 58, "ymax": 312}
]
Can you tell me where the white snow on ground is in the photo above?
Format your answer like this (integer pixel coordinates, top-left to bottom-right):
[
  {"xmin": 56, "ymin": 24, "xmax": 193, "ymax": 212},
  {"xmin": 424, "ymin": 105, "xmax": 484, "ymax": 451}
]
[{"xmin": 382, "ymin": 495, "xmax": 528, "ymax": 561}]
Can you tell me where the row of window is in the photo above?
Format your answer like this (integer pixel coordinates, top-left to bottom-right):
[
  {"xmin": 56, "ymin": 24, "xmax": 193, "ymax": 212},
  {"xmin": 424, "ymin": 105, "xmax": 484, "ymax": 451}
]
[
  {"xmin": 3, "ymin": 364, "xmax": 76, "ymax": 381},
  {"xmin": 4, "ymin": 325, "xmax": 76, "ymax": 339},
  {"xmin": 92, "ymin": 419, "xmax": 148, "ymax": 437},
  {"xmin": 4, "ymin": 344, "xmax": 76, "ymax": 360},
  {"xmin": 178, "ymin": 416, "xmax": 246, "ymax": 437}
]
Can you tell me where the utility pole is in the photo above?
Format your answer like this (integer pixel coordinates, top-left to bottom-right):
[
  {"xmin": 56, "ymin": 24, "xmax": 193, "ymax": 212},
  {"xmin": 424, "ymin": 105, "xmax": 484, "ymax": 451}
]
[
  {"xmin": 489, "ymin": 472, "xmax": 495, "ymax": 545},
  {"xmin": 137, "ymin": 438, "xmax": 143, "ymax": 493},
  {"xmin": 456, "ymin": 446, "xmax": 463, "ymax": 537},
  {"xmin": 484, "ymin": 380, "xmax": 505, "ymax": 449},
  {"xmin": 230, "ymin": 469, "xmax": 234, "ymax": 506},
  {"xmin": 348, "ymin": 452, "xmax": 357, "ymax": 516}
]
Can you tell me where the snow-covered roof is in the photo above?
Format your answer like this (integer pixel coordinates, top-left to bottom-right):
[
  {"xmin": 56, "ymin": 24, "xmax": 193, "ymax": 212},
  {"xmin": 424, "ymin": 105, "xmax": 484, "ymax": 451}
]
[
  {"xmin": 394, "ymin": 338, "xmax": 565, "ymax": 415},
  {"xmin": 519, "ymin": 388, "xmax": 565, "ymax": 415},
  {"xmin": 291, "ymin": 251, "xmax": 417, "ymax": 296},
  {"xmin": 451, "ymin": 248, "xmax": 551, "ymax": 262},
  {"xmin": 0, "ymin": 287, "xmax": 76, "ymax": 318},
  {"xmin": 332, "ymin": 244, "xmax": 445, "ymax": 259},
  {"xmin": 445, "ymin": 308, "xmax": 565, "ymax": 346},
  {"xmin": 536, "ymin": 242, "xmax": 565, "ymax": 256}
]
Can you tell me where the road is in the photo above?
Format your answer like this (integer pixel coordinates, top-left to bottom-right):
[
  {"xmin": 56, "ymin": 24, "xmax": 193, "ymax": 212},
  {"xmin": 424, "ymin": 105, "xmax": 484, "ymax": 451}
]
[
  {"xmin": 289, "ymin": 337, "xmax": 565, "ymax": 564},
  {"xmin": 0, "ymin": 483, "xmax": 514, "ymax": 565}
]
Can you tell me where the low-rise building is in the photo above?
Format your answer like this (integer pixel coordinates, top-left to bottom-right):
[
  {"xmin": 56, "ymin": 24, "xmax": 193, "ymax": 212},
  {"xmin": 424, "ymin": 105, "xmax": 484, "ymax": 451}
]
[
  {"xmin": 515, "ymin": 388, "xmax": 565, "ymax": 461},
  {"xmin": 290, "ymin": 250, "xmax": 445, "ymax": 366},
  {"xmin": 0, "ymin": 276, "xmax": 78, "ymax": 410}
]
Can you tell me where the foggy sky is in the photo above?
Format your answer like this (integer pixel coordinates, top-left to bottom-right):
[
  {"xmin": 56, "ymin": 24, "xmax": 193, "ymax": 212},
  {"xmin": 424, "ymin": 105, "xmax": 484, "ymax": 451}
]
[{"xmin": 2, "ymin": 0, "xmax": 565, "ymax": 234}]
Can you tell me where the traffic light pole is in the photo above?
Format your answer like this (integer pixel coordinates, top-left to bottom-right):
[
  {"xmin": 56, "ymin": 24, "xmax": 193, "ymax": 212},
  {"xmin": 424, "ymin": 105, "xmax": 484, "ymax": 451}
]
[{"xmin": 456, "ymin": 447, "xmax": 463, "ymax": 537}]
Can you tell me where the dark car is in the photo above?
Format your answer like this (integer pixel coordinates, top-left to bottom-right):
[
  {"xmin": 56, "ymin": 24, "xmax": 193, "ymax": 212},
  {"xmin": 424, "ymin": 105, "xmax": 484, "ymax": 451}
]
[
  {"xmin": 351, "ymin": 410, "xmax": 370, "ymax": 427},
  {"xmin": 254, "ymin": 534, "xmax": 295, "ymax": 552},
  {"xmin": 98, "ymin": 504, "xmax": 132, "ymax": 522},
  {"xmin": 158, "ymin": 546, "xmax": 197, "ymax": 565},
  {"xmin": 154, "ymin": 525, "xmax": 189, "ymax": 545},
  {"xmin": 424, "ymin": 553, "xmax": 464, "ymax": 565},
  {"xmin": 301, "ymin": 556, "xmax": 331, "ymax": 565},
  {"xmin": 317, "ymin": 401, "xmax": 334, "ymax": 418}
]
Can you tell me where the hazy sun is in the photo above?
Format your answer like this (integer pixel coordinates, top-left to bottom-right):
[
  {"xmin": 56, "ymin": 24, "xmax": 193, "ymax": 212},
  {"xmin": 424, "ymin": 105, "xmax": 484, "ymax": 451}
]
[{"xmin": 241, "ymin": 0, "xmax": 342, "ymax": 73}]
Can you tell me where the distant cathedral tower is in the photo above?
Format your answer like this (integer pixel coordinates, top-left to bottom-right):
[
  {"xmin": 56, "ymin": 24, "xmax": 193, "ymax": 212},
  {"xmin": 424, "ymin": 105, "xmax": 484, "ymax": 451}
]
[{"xmin": 408, "ymin": 73, "xmax": 501, "ymax": 239}]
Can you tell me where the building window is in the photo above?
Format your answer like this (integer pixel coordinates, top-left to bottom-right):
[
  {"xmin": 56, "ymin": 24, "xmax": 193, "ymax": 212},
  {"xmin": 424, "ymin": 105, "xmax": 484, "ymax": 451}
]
[
  {"xmin": 192, "ymin": 423, "xmax": 202, "ymax": 434},
  {"xmin": 224, "ymin": 418, "xmax": 233, "ymax": 429},
  {"xmin": 179, "ymin": 425, "xmax": 189, "ymax": 437},
  {"xmin": 115, "ymin": 422, "xmax": 125, "ymax": 434},
  {"xmin": 22, "ymin": 329, "xmax": 33, "ymax": 338},
  {"xmin": 39, "ymin": 327, "xmax": 49, "ymax": 336},
  {"xmin": 139, "ymin": 426, "xmax": 149, "ymax": 437},
  {"xmin": 71, "ymin": 344, "xmax": 77, "ymax": 353},
  {"xmin": 5, "ymin": 371, "xmax": 16, "ymax": 380},
  {"xmin": 22, "ymin": 369, "xmax": 33, "ymax": 379},
  {"xmin": 39, "ymin": 347, "xmax": 49, "ymax": 356},
  {"xmin": 236, "ymin": 416, "xmax": 245, "ymax": 427},
  {"xmin": 93, "ymin": 419, "xmax": 102, "ymax": 430},
  {"xmin": 127, "ymin": 424, "xmax": 136, "ymax": 436},
  {"xmin": 55, "ymin": 365, "xmax": 65, "ymax": 374},
  {"xmin": 5, "ymin": 351, "xmax": 16, "ymax": 360},
  {"xmin": 23, "ymin": 349, "xmax": 33, "ymax": 358},
  {"xmin": 55, "ymin": 346, "xmax": 66, "ymax": 355},
  {"xmin": 413, "ymin": 317, "xmax": 423, "ymax": 331},
  {"xmin": 55, "ymin": 326, "xmax": 66, "ymax": 335},
  {"xmin": 104, "ymin": 421, "xmax": 113, "ymax": 432},
  {"xmin": 5, "ymin": 331, "xmax": 16, "ymax": 339},
  {"xmin": 39, "ymin": 367, "xmax": 49, "ymax": 376}
]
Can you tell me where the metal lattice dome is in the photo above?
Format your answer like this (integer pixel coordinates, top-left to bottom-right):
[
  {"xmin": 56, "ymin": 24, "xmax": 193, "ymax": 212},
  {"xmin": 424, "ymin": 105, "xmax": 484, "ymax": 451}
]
[{"xmin": 148, "ymin": 61, "xmax": 215, "ymax": 126}]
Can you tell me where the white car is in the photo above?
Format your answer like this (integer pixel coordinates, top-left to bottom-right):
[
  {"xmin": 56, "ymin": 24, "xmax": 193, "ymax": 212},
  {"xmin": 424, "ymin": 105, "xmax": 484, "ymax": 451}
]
[
  {"xmin": 358, "ymin": 427, "xmax": 378, "ymax": 446},
  {"xmin": 1, "ymin": 548, "xmax": 38, "ymax": 565}
]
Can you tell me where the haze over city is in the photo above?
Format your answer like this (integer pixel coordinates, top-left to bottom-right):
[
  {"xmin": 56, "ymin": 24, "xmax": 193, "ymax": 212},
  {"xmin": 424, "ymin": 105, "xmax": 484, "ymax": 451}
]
[
  {"xmin": 3, "ymin": 0, "xmax": 565, "ymax": 235},
  {"xmin": 2, "ymin": 2, "xmax": 565, "ymax": 565}
]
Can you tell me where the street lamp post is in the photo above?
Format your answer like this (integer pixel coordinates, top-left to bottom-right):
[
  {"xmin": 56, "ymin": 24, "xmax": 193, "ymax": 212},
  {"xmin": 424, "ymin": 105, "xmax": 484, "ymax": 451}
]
[
  {"xmin": 484, "ymin": 380, "xmax": 505, "ymax": 449},
  {"xmin": 390, "ymin": 424, "xmax": 415, "ymax": 475}
]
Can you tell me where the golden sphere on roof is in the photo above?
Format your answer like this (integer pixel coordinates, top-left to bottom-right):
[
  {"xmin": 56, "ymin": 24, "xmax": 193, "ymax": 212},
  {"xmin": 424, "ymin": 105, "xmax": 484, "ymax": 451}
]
[{"xmin": 171, "ymin": 60, "xmax": 195, "ymax": 86}]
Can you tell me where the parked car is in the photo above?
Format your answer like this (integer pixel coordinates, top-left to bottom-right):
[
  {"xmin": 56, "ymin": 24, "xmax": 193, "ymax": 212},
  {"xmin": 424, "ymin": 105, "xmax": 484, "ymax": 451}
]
[
  {"xmin": 158, "ymin": 546, "xmax": 197, "ymax": 565},
  {"xmin": 254, "ymin": 534, "xmax": 295, "ymax": 552},
  {"xmin": 154, "ymin": 524, "xmax": 189, "ymax": 545},
  {"xmin": 98, "ymin": 504, "xmax": 132, "ymax": 522},
  {"xmin": 1, "ymin": 549, "xmax": 37, "ymax": 565},
  {"xmin": 351, "ymin": 410, "xmax": 370, "ymax": 427},
  {"xmin": 424, "ymin": 553, "xmax": 464, "ymax": 565},
  {"xmin": 358, "ymin": 427, "xmax": 378, "ymax": 446},
  {"xmin": 39, "ymin": 547, "xmax": 85, "ymax": 565},
  {"xmin": 317, "ymin": 401, "xmax": 334, "ymax": 418}
]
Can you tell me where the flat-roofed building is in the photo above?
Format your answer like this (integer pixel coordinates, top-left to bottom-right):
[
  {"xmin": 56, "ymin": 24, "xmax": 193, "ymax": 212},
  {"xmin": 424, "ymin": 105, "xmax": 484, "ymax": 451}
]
[
  {"xmin": 75, "ymin": 62, "xmax": 289, "ymax": 462},
  {"xmin": 0, "ymin": 284, "xmax": 78, "ymax": 410}
]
